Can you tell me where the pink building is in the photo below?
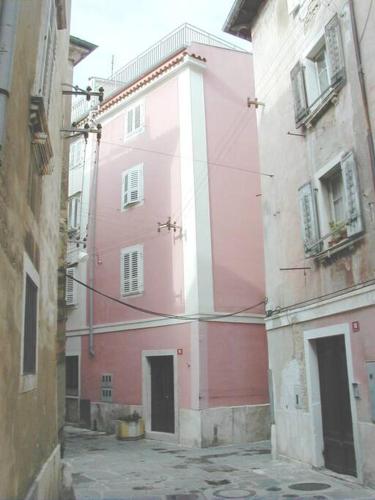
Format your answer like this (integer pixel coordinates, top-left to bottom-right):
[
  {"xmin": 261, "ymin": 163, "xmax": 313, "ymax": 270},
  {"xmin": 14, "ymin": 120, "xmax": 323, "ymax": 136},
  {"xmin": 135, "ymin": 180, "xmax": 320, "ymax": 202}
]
[{"xmin": 65, "ymin": 25, "xmax": 269, "ymax": 447}]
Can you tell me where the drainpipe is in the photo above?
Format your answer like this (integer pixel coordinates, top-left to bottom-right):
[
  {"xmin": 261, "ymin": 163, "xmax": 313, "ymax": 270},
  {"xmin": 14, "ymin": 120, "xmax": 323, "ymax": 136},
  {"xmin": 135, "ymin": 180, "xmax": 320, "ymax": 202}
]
[
  {"xmin": 88, "ymin": 137, "xmax": 100, "ymax": 356},
  {"xmin": 348, "ymin": 0, "xmax": 375, "ymax": 190},
  {"xmin": 0, "ymin": 0, "xmax": 20, "ymax": 165}
]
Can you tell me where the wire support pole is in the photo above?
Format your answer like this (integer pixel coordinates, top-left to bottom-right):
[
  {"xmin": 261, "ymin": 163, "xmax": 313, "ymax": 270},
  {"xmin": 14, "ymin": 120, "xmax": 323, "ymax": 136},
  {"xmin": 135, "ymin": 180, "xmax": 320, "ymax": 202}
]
[{"xmin": 88, "ymin": 138, "xmax": 101, "ymax": 356}]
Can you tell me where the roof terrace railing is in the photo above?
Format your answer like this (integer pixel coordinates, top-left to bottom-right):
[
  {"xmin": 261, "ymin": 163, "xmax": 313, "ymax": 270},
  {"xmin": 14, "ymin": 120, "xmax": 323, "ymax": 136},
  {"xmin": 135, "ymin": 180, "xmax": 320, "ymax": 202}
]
[{"xmin": 72, "ymin": 23, "xmax": 246, "ymax": 122}]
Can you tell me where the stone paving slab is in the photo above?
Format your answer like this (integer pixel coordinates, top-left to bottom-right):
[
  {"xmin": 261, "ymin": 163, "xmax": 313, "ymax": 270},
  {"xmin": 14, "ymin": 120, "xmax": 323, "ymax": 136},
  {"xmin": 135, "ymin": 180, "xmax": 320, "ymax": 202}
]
[{"xmin": 64, "ymin": 427, "xmax": 375, "ymax": 500}]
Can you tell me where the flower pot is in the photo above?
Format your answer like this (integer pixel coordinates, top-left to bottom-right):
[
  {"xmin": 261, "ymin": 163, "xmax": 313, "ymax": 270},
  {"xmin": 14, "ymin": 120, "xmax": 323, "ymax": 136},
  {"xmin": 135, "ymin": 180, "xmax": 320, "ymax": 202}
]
[{"xmin": 115, "ymin": 419, "xmax": 145, "ymax": 441}]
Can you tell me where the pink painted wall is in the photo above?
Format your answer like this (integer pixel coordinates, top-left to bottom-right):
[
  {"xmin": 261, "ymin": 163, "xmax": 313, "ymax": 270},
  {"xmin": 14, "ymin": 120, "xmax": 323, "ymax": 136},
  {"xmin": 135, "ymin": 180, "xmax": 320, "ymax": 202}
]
[
  {"xmin": 81, "ymin": 323, "xmax": 192, "ymax": 408},
  {"xmin": 191, "ymin": 43, "xmax": 265, "ymax": 314},
  {"xmin": 205, "ymin": 322, "xmax": 269, "ymax": 407},
  {"xmin": 92, "ymin": 76, "xmax": 185, "ymax": 325}
]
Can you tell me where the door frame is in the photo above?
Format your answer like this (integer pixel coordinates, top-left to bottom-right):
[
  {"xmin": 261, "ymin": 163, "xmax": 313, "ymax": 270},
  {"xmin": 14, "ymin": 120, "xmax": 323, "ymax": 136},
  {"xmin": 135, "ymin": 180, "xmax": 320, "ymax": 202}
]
[
  {"xmin": 304, "ymin": 323, "xmax": 362, "ymax": 481},
  {"xmin": 142, "ymin": 349, "xmax": 179, "ymax": 442}
]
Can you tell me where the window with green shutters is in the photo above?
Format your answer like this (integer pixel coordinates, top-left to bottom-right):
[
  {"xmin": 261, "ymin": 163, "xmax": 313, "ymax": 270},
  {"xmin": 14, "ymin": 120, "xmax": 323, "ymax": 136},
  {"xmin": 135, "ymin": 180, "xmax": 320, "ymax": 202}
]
[{"xmin": 291, "ymin": 14, "xmax": 345, "ymax": 126}]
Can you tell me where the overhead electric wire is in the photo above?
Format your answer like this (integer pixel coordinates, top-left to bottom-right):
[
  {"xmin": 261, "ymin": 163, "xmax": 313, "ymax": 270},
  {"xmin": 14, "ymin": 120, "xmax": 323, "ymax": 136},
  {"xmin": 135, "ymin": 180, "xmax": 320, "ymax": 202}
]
[
  {"xmin": 100, "ymin": 140, "xmax": 274, "ymax": 178},
  {"xmin": 66, "ymin": 273, "xmax": 265, "ymax": 323}
]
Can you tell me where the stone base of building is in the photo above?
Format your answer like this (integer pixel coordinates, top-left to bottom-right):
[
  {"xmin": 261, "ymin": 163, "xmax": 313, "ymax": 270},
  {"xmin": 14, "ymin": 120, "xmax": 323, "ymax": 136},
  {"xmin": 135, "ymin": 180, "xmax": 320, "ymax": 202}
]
[
  {"xmin": 24, "ymin": 445, "xmax": 62, "ymax": 500},
  {"xmin": 89, "ymin": 402, "xmax": 270, "ymax": 447}
]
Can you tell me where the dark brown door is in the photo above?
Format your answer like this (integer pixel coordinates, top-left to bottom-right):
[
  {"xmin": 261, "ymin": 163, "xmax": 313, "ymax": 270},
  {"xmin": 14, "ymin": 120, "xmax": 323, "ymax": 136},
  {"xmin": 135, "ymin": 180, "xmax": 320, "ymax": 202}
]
[
  {"xmin": 150, "ymin": 356, "xmax": 175, "ymax": 433},
  {"xmin": 316, "ymin": 335, "xmax": 356, "ymax": 476}
]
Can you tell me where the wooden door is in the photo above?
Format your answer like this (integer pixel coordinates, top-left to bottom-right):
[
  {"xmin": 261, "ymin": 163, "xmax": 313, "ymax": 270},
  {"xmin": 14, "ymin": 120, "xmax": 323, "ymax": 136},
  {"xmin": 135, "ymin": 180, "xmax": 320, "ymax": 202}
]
[
  {"xmin": 316, "ymin": 335, "xmax": 356, "ymax": 476},
  {"xmin": 150, "ymin": 356, "xmax": 175, "ymax": 433}
]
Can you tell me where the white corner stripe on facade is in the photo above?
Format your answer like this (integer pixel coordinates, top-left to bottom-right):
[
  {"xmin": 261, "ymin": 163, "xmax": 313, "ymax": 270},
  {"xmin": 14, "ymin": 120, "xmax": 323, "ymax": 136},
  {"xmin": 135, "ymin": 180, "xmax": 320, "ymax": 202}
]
[{"xmin": 178, "ymin": 65, "xmax": 214, "ymax": 315}]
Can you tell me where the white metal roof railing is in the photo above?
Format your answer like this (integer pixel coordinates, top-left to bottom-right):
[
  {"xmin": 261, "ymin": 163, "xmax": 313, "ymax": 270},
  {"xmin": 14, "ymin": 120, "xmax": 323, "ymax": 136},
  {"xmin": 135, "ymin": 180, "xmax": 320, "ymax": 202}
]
[{"xmin": 72, "ymin": 23, "xmax": 246, "ymax": 122}]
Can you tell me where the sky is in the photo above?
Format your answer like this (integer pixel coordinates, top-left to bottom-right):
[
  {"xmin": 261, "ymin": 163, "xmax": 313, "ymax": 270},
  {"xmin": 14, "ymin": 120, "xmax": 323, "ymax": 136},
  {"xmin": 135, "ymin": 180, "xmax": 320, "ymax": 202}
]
[{"xmin": 70, "ymin": 0, "xmax": 250, "ymax": 87}]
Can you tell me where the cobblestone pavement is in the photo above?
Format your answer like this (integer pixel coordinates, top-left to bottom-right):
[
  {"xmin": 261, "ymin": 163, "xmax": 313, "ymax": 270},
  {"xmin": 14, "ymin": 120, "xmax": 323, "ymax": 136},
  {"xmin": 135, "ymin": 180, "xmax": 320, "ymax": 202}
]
[{"xmin": 65, "ymin": 426, "xmax": 374, "ymax": 500}]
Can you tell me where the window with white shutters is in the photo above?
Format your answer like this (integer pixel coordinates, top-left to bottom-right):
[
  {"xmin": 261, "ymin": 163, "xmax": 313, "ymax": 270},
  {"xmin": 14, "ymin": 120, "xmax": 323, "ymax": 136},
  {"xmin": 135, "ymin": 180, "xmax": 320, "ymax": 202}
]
[
  {"xmin": 66, "ymin": 267, "xmax": 78, "ymax": 306},
  {"xmin": 121, "ymin": 245, "xmax": 144, "ymax": 296},
  {"xmin": 291, "ymin": 14, "xmax": 345, "ymax": 126},
  {"xmin": 125, "ymin": 101, "xmax": 144, "ymax": 138},
  {"xmin": 122, "ymin": 165, "xmax": 143, "ymax": 208},
  {"xmin": 68, "ymin": 193, "xmax": 81, "ymax": 230}
]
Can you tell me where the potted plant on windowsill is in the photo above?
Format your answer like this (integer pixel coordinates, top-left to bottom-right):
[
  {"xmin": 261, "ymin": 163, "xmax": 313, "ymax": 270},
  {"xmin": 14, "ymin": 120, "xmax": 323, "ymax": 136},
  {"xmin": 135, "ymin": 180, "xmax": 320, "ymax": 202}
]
[
  {"xmin": 115, "ymin": 411, "xmax": 144, "ymax": 441},
  {"xmin": 328, "ymin": 221, "xmax": 347, "ymax": 247}
]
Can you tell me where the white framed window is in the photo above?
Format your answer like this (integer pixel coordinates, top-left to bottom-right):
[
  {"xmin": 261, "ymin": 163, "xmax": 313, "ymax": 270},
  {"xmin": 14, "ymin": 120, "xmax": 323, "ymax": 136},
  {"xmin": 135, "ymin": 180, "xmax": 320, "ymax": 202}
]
[
  {"xmin": 124, "ymin": 100, "xmax": 145, "ymax": 139},
  {"xmin": 68, "ymin": 193, "xmax": 81, "ymax": 231},
  {"xmin": 69, "ymin": 139, "xmax": 85, "ymax": 169},
  {"xmin": 299, "ymin": 151, "xmax": 363, "ymax": 256},
  {"xmin": 121, "ymin": 244, "xmax": 144, "ymax": 296},
  {"xmin": 65, "ymin": 267, "xmax": 78, "ymax": 306},
  {"xmin": 291, "ymin": 14, "xmax": 345, "ymax": 126},
  {"xmin": 20, "ymin": 253, "xmax": 40, "ymax": 392},
  {"xmin": 122, "ymin": 164, "xmax": 144, "ymax": 209},
  {"xmin": 34, "ymin": 0, "xmax": 57, "ymax": 112}
]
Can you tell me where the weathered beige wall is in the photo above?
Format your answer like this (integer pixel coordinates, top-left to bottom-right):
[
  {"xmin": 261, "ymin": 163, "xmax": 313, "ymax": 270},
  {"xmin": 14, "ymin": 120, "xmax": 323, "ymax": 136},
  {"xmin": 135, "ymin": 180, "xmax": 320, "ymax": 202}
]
[
  {"xmin": 0, "ymin": 1, "xmax": 71, "ymax": 498},
  {"xmin": 252, "ymin": 0, "xmax": 375, "ymax": 311}
]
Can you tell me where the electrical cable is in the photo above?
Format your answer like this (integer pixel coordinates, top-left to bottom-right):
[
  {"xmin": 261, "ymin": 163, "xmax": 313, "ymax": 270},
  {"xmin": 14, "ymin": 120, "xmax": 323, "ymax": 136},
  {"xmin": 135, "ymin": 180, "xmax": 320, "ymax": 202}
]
[
  {"xmin": 359, "ymin": 0, "xmax": 374, "ymax": 42},
  {"xmin": 66, "ymin": 273, "xmax": 265, "ymax": 323},
  {"xmin": 100, "ymin": 140, "xmax": 274, "ymax": 178}
]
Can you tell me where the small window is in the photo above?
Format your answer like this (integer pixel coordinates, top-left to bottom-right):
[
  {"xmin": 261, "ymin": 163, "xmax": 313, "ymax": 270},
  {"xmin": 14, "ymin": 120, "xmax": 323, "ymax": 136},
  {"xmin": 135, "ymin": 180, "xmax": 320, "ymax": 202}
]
[
  {"xmin": 122, "ymin": 165, "xmax": 143, "ymax": 208},
  {"xmin": 101, "ymin": 373, "xmax": 113, "ymax": 402},
  {"xmin": 121, "ymin": 245, "xmax": 144, "ymax": 296},
  {"xmin": 125, "ymin": 101, "xmax": 144, "ymax": 138},
  {"xmin": 68, "ymin": 193, "xmax": 81, "ymax": 231},
  {"xmin": 65, "ymin": 267, "xmax": 78, "ymax": 306},
  {"xmin": 21, "ymin": 253, "xmax": 40, "ymax": 390},
  {"xmin": 291, "ymin": 14, "xmax": 345, "ymax": 126},
  {"xmin": 298, "ymin": 151, "xmax": 363, "ymax": 255},
  {"xmin": 23, "ymin": 275, "xmax": 38, "ymax": 374},
  {"xmin": 327, "ymin": 169, "xmax": 345, "ymax": 225}
]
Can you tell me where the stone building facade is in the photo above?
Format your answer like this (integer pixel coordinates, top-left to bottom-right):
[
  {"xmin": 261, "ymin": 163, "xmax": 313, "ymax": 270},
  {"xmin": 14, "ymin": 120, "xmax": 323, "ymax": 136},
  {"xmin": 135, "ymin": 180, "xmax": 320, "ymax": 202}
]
[
  {"xmin": 0, "ymin": 1, "xmax": 93, "ymax": 499},
  {"xmin": 225, "ymin": 0, "xmax": 375, "ymax": 488}
]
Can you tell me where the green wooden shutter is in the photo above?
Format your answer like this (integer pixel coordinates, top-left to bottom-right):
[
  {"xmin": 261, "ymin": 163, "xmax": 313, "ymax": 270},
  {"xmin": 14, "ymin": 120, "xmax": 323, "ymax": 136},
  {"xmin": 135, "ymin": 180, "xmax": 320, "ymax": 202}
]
[
  {"xmin": 298, "ymin": 182, "xmax": 321, "ymax": 255},
  {"xmin": 291, "ymin": 61, "xmax": 308, "ymax": 125},
  {"xmin": 341, "ymin": 151, "xmax": 363, "ymax": 237},
  {"xmin": 325, "ymin": 14, "xmax": 345, "ymax": 88}
]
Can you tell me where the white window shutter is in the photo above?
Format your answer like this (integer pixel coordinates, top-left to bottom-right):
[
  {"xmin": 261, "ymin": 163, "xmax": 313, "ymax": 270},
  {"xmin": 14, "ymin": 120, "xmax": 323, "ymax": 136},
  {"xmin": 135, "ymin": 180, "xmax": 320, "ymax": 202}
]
[
  {"xmin": 325, "ymin": 14, "xmax": 345, "ymax": 87},
  {"xmin": 298, "ymin": 182, "xmax": 321, "ymax": 255},
  {"xmin": 134, "ymin": 105, "xmax": 141, "ymax": 130},
  {"xmin": 121, "ymin": 246, "xmax": 143, "ymax": 296},
  {"xmin": 291, "ymin": 61, "xmax": 308, "ymax": 125},
  {"xmin": 129, "ymin": 167, "xmax": 141, "ymax": 203},
  {"xmin": 66, "ymin": 267, "xmax": 77, "ymax": 305},
  {"xmin": 341, "ymin": 151, "xmax": 363, "ymax": 237},
  {"xmin": 127, "ymin": 109, "xmax": 133, "ymax": 135},
  {"xmin": 122, "ymin": 172, "xmax": 129, "ymax": 207}
]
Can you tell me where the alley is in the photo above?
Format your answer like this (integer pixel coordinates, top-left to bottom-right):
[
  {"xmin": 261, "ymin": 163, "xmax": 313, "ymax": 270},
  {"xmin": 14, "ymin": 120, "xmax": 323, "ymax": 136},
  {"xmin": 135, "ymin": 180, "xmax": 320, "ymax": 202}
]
[{"xmin": 65, "ymin": 427, "xmax": 374, "ymax": 500}]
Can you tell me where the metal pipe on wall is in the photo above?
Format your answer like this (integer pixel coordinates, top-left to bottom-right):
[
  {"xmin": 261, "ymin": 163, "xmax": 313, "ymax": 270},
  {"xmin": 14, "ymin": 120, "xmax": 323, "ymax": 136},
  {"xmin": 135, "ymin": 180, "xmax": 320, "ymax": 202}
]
[
  {"xmin": 349, "ymin": 0, "xmax": 375, "ymax": 190},
  {"xmin": 0, "ymin": 0, "xmax": 20, "ymax": 164}
]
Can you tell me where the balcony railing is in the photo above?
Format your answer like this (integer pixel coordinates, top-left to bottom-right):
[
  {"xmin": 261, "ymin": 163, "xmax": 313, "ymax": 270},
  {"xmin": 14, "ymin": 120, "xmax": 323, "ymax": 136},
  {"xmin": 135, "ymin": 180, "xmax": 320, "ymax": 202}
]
[{"xmin": 72, "ymin": 24, "xmax": 245, "ymax": 122}]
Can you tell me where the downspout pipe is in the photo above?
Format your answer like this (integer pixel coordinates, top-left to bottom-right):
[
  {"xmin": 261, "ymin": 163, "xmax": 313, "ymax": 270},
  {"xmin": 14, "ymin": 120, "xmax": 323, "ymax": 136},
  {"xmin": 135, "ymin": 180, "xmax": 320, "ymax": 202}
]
[
  {"xmin": 349, "ymin": 0, "xmax": 375, "ymax": 190},
  {"xmin": 88, "ymin": 138, "xmax": 100, "ymax": 356},
  {"xmin": 0, "ymin": 0, "xmax": 20, "ymax": 164}
]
